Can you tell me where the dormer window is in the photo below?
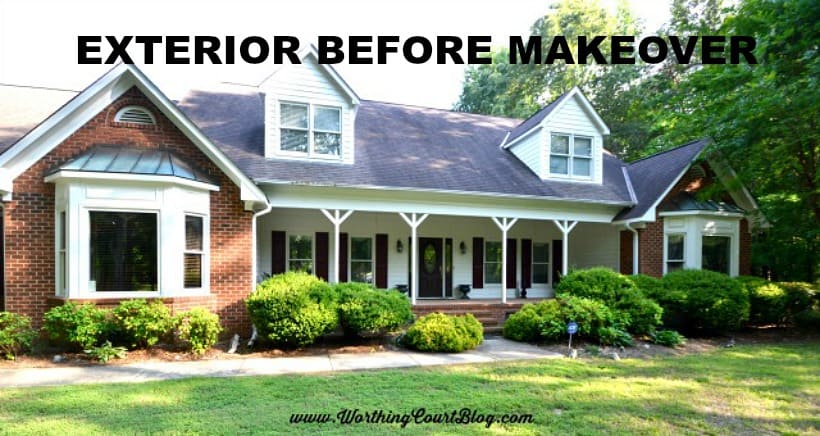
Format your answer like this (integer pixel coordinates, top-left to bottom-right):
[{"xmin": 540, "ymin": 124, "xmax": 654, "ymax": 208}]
[
  {"xmin": 550, "ymin": 133, "xmax": 592, "ymax": 178},
  {"xmin": 280, "ymin": 102, "xmax": 341, "ymax": 157}
]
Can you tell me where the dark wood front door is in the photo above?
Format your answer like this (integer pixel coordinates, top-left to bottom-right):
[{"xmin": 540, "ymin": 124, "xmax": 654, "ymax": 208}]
[{"xmin": 418, "ymin": 237, "xmax": 443, "ymax": 298}]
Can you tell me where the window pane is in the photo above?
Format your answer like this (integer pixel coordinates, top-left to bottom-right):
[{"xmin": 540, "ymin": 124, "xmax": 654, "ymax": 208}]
[
  {"xmin": 281, "ymin": 129, "xmax": 308, "ymax": 152},
  {"xmin": 667, "ymin": 234, "xmax": 684, "ymax": 261},
  {"xmin": 702, "ymin": 236, "xmax": 730, "ymax": 274},
  {"xmin": 533, "ymin": 263, "xmax": 549, "ymax": 284},
  {"xmin": 90, "ymin": 212, "xmax": 157, "ymax": 292},
  {"xmin": 550, "ymin": 156, "xmax": 568, "ymax": 174},
  {"xmin": 289, "ymin": 260, "xmax": 313, "ymax": 274},
  {"xmin": 59, "ymin": 211, "xmax": 66, "ymax": 249},
  {"xmin": 351, "ymin": 237, "xmax": 372, "ymax": 261},
  {"xmin": 185, "ymin": 215, "xmax": 203, "ymax": 251},
  {"xmin": 667, "ymin": 261, "xmax": 684, "ymax": 272},
  {"xmin": 314, "ymin": 107, "xmax": 341, "ymax": 132},
  {"xmin": 574, "ymin": 137, "xmax": 592, "ymax": 156},
  {"xmin": 314, "ymin": 132, "xmax": 341, "ymax": 155},
  {"xmin": 484, "ymin": 263, "xmax": 502, "ymax": 284},
  {"xmin": 184, "ymin": 254, "xmax": 202, "ymax": 288},
  {"xmin": 550, "ymin": 135, "xmax": 569, "ymax": 154},
  {"xmin": 280, "ymin": 103, "xmax": 308, "ymax": 128},
  {"xmin": 573, "ymin": 157, "xmax": 591, "ymax": 176},
  {"xmin": 351, "ymin": 261, "xmax": 373, "ymax": 284},
  {"xmin": 485, "ymin": 241, "xmax": 502, "ymax": 262},
  {"xmin": 289, "ymin": 235, "xmax": 312, "ymax": 260},
  {"xmin": 533, "ymin": 242, "xmax": 549, "ymax": 262}
]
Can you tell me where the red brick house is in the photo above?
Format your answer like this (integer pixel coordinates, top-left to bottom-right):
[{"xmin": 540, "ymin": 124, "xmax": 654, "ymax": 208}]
[{"xmin": 0, "ymin": 55, "xmax": 765, "ymax": 333}]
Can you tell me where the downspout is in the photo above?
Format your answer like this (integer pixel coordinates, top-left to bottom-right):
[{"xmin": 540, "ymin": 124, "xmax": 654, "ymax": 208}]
[
  {"xmin": 251, "ymin": 197, "xmax": 273, "ymax": 292},
  {"xmin": 624, "ymin": 222, "xmax": 639, "ymax": 275}
]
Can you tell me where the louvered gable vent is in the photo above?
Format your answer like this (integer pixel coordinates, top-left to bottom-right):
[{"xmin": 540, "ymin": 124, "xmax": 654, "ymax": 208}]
[{"xmin": 114, "ymin": 106, "xmax": 156, "ymax": 125}]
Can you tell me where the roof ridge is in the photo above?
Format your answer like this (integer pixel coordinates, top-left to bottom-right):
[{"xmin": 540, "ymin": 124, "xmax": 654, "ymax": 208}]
[
  {"xmin": 0, "ymin": 83, "xmax": 81, "ymax": 93},
  {"xmin": 628, "ymin": 138, "xmax": 709, "ymax": 165}
]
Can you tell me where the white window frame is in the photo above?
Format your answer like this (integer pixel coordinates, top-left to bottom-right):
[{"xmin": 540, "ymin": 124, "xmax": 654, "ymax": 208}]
[
  {"xmin": 484, "ymin": 240, "xmax": 502, "ymax": 284},
  {"xmin": 664, "ymin": 233, "xmax": 686, "ymax": 274},
  {"xmin": 287, "ymin": 234, "xmax": 314, "ymax": 274},
  {"xmin": 549, "ymin": 133, "xmax": 594, "ymax": 179},
  {"xmin": 349, "ymin": 236, "xmax": 374, "ymax": 284},
  {"xmin": 531, "ymin": 241, "xmax": 550, "ymax": 285},
  {"xmin": 183, "ymin": 214, "xmax": 208, "ymax": 290},
  {"xmin": 701, "ymin": 234, "xmax": 732, "ymax": 275},
  {"xmin": 279, "ymin": 101, "xmax": 342, "ymax": 159},
  {"xmin": 55, "ymin": 210, "xmax": 68, "ymax": 297}
]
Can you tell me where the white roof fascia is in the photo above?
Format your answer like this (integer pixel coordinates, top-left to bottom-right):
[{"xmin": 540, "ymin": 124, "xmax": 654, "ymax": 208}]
[
  {"xmin": 45, "ymin": 170, "xmax": 221, "ymax": 192},
  {"xmin": 501, "ymin": 126, "xmax": 541, "ymax": 150},
  {"xmin": 543, "ymin": 87, "xmax": 610, "ymax": 135}
]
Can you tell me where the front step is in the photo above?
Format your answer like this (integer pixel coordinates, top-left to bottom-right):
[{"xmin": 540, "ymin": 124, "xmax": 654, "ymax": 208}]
[{"xmin": 412, "ymin": 302, "xmax": 529, "ymax": 331}]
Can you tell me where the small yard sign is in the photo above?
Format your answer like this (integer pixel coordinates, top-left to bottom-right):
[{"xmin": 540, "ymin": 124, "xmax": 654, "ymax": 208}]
[{"xmin": 567, "ymin": 321, "xmax": 578, "ymax": 350}]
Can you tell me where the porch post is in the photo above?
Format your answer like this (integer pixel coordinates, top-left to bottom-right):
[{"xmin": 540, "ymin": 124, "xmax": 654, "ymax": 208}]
[
  {"xmin": 553, "ymin": 220, "xmax": 578, "ymax": 277},
  {"xmin": 491, "ymin": 217, "xmax": 518, "ymax": 303},
  {"xmin": 399, "ymin": 212, "xmax": 429, "ymax": 306},
  {"xmin": 320, "ymin": 209, "xmax": 354, "ymax": 284}
]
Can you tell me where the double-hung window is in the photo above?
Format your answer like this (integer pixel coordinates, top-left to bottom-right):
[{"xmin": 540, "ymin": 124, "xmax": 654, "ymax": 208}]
[
  {"xmin": 89, "ymin": 211, "xmax": 158, "ymax": 292},
  {"xmin": 550, "ymin": 134, "xmax": 593, "ymax": 178},
  {"xmin": 484, "ymin": 241, "xmax": 502, "ymax": 284},
  {"xmin": 280, "ymin": 102, "xmax": 341, "ymax": 157},
  {"xmin": 288, "ymin": 234, "xmax": 313, "ymax": 273},
  {"xmin": 184, "ymin": 215, "xmax": 204, "ymax": 288},
  {"xmin": 532, "ymin": 242, "xmax": 550, "ymax": 284},
  {"xmin": 666, "ymin": 234, "xmax": 685, "ymax": 272},
  {"xmin": 350, "ymin": 237, "xmax": 373, "ymax": 284}
]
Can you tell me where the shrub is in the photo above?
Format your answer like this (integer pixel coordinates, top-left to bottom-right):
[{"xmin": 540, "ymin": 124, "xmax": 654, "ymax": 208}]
[
  {"xmin": 556, "ymin": 268, "xmax": 663, "ymax": 335},
  {"xmin": 651, "ymin": 330, "xmax": 687, "ymax": 347},
  {"xmin": 245, "ymin": 271, "xmax": 338, "ymax": 348},
  {"xmin": 404, "ymin": 313, "xmax": 483, "ymax": 352},
  {"xmin": 43, "ymin": 302, "xmax": 111, "ymax": 351},
  {"xmin": 794, "ymin": 308, "xmax": 820, "ymax": 330},
  {"xmin": 112, "ymin": 299, "xmax": 173, "ymax": 349},
  {"xmin": 0, "ymin": 312, "xmax": 36, "ymax": 360},
  {"xmin": 662, "ymin": 270, "xmax": 750, "ymax": 333},
  {"xmin": 541, "ymin": 296, "xmax": 620, "ymax": 342},
  {"xmin": 597, "ymin": 327, "xmax": 634, "ymax": 347},
  {"xmin": 336, "ymin": 284, "xmax": 413, "ymax": 337},
  {"xmin": 174, "ymin": 308, "xmax": 222, "ymax": 355},
  {"xmin": 737, "ymin": 277, "xmax": 788, "ymax": 325},
  {"xmin": 778, "ymin": 282, "xmax": 816, "ymax": 318},
  {"xmin": 502, "ymin": 300, "xmax": 559, "ymax": 342},
  {"xmin": 84, "ymin": 341, "xmax": 127, "ymax": 363},
  {"xmin": 632, "ymin": 274, "xmax": 664, "ymax": 298}
]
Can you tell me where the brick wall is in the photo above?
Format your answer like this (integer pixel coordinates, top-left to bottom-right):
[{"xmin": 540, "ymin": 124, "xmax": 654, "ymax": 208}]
[
  {"xmin": 638, "ymin": 220, "xmax": 665, "ymax": 277},
  {"xmin": 3, "ymin": 87, "xmax": 254, "ymax": 334}
]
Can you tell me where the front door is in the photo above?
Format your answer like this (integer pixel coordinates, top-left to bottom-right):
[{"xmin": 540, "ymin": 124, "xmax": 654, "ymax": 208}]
[{"xmin": 418, "ymin": 237, "xmax": 443, "ymax": 298}]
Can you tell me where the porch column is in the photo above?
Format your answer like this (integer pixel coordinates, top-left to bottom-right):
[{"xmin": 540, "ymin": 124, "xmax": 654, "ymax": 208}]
[
  {"xmin": 491, "ymin": 217, "xmax": 518, "ymax": 303},
  {"xmin": 553, "ymin": 220, "xmax": 578, "ymax": 277},
  {"xmin": 320, "ymin": 209, "xmax": 354, "ymax": 284},
  {"xmin": 399, "ymin": 212, "xmax": 429, "ymax": 306}
]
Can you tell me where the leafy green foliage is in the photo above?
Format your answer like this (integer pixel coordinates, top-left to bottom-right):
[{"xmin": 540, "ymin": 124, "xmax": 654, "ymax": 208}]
[
  {"xmin": 43, "ymin": 302, "xmax": 112, "ymax": 351},
  {"xmin": 112, "ymin": 299, "xmax": 173, "ymax": 349},
  {"xmin": 84, "ymin": 341, "xmax": 127, "ymax": 364},
  {"xmin": 502, "ymin": 300, "xmax": 560, "ymax": 342},
  {"xmin": 174, "ymin": 308, "xmax": 222, "ymax": 355},
  {"xmin": 245, "ymin": 272, "xmax": 338, "ymax": 348},
  {"xmin": 651, "ymin": 330, "xmax": 687, "ymax": 347},
  {"xmin": 663, "ymin": 270, "xmax": 750, "ymax": 332},
  {"xmin": 0, "ymin": 312, "xmax": 36, "ymax": 360},
  {"xmin": 404, "ymin": 313, "xmax": 483, "ymax": 352},
  {"xmin": 336, "ymin": 284, "xmax": 413, "ymax": 337},
  {"xmin": 541, "ymin": 296, "xmax": 623, "ymax": 343},
  {"xmin": 597, "ymin": 327, "xmax": 634, "ymax": 347}
]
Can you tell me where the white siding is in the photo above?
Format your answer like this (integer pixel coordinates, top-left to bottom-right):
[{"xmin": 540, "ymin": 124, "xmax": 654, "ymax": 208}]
[
  {"xmin": 509, "ymin": 130, "xmax": 543, "ymax": 177},
  {"xmin": 257, "ymin": 210, "xmax": 622, "ymax": 300},
  {"xmin": 263, "ymin": 57, "xmax": 356, "ymax": 164},
  {"xmin": 543, "ymin": 95, "xmax": 604, "ymax": 184}
]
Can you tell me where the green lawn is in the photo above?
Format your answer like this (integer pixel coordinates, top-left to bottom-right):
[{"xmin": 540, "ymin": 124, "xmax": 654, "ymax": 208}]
[{"xmin": 0, "ymin": 344, "xmax": 817, "ymax": 435}]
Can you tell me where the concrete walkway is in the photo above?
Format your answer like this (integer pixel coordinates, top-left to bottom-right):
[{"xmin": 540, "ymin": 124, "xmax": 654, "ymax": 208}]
[{"xmin": 0, "ymin": 337, "xmax": 563, "ymax": 388}]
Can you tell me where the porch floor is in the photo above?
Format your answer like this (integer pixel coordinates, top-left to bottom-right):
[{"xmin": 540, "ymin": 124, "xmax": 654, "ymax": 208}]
[{"xmin": 411, "ymin": 298, "xmax": 545, "ymax": 332}]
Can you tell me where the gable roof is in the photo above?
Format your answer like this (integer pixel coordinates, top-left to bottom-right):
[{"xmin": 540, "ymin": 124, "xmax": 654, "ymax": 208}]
[
  {"xmin": 177, "ymin": 89, "xmax": 634, "ymax": 205},
  {"xmin": 258, "ymin": 46, "xmax": 360, "ymax": 105},
  {"xmin": 614, "ymin": 138, "xmax": 709, "ymax": 222},
  {"xmin": 0, "ymin": 64, "xmax": 267, "ymax": 207}
]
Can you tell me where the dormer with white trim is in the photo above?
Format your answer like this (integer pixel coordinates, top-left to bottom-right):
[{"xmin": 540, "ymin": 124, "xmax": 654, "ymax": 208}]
[
  {"xmin": 260, "ymin": 47, "xmax": 360, "ymax": 164},
  {"xmin": 502, "ymin": 87, "xmax": 609, "ymax": 184}
]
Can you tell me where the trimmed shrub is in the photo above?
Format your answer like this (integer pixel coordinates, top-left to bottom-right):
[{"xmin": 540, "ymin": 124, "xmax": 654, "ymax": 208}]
[
  {"xmin": 336, "ymin": 284, "xmax": 413, "ymax": 337},
  {"xmin": 556, "ymin": 268, "xmax": 662, "ymax": 335},
  {"xmin": 174, "ymin": 308, "xmax": 222, "ymax": 355},
  {"xmin": 404, "ymin": 313, "xmax": 483, "ymax": 352},
  {"xmin": 632, "ymin": 274, "xmax": 664, "ymax": 298},
  {"xmin": 245, "ymin": 271, "xmax": 338, "ymax": 348},
  {"xmin": 737, "ymin": 276, "xmax": 788, "ymax": 325},
  {"xmin": 651, "ymin": 330, "xmax": 687, "ymax": 347},
  {"xmin": 502, "ymin": 300, "xmax": 559, "ymax": 342},
  {"xmin": 43, "ymin": 302, "xmax": 111, "ymax": 351},
  {"xmin": 778, "ymin": 282, "xmax": 816, "ymax": 318},
  {"xmin": 541, "ymin": 296, "xmax": 621, "ymax": 342},
  {"xmin": 794, "ymin": 308, "xmax": 820, "ymax": 330},
  {"xmin": 662, "ymin": 270, "xmax": 750, "ymax": 333},
  {"xmin": 597, "ymin": 326, "xmax": 634, "ymax": 347},
  {"xmin": 0, "ymin": 312, "xmax": 36, "ymax": 360},
  {"xmin": 112, "ymin": 299, "xmax": 173, "ymax": 349}
]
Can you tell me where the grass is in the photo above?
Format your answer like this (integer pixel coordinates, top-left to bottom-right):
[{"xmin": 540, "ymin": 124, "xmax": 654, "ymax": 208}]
[{"xmin": 0, "ymin": 344, "xmax": 817, "ymax": 435}]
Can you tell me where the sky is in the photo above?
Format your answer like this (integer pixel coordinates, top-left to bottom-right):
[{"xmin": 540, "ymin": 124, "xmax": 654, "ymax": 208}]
[{"xmin": 0, "ymin": 0, "xmax": 671, "ymax": 109}]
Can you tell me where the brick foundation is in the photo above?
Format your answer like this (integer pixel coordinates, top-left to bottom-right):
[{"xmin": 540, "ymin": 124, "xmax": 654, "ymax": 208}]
[{"xmin": 3, "ymin": 87, "xmax": 254, "ymax": 334}]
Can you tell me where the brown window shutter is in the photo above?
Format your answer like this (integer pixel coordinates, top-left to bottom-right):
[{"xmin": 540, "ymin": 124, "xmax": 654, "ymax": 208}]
[
  {"xmin": 521, "ymin": 239, "xmax": 532, "ymax": 289},
  {"xmin": 552, "ymin": 239, "xmax": 563, "ymax": 285},
  {"xmin": 472, "ymin": 237, "xmax": 484, "ymax": 288},
  {"xmin": 271, "ymin": 231, "xmax": 286, "ymax": 275},
  {"xmin": 315, "ymin": 232, "xmax": 329, "ymax": 281},
  {"xmin": 506, "ymin": 238, "xmax": 517, "ymax": 288},
  {"xmin": 375, "ymin": 234, "xmax": 388, "ymax": 288},
  {"xmin": 338, "ymin": 233, "xmax": 349, "ymax": 282}
]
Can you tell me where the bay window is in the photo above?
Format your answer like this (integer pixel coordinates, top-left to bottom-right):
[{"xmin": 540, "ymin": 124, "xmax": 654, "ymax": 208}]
[
  {"xmin": 89, "ymin": 211, "xmax": 158, "ymax": 292},
  {"xmin": 184, "ymin": 215, "xmax": 204, "ymax": 288},
  {"xmin": 666, "ymin": 234, "xmax": 685, "ymax": 272}
]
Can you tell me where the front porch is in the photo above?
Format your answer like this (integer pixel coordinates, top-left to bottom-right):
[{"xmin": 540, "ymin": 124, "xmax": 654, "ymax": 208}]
[{"xmin": 412, "ymin": 298, "xmax": 545, "ymax": 331}]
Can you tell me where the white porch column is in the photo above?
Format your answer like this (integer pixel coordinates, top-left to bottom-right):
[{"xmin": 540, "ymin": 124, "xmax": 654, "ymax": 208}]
[
  {"xmin": 491, "ymin": 217, "xmax": 518, "ymax": 303},
  {"xmin": 320, "ymin": 209, "xmax": 354, "ymax": 284},
  {"xmin": 553, "ymin": 220, "xmax": 578, "ymax": 277},
  {"xmin": 399, "ymin": 212, "xmax": 429, "ymax": 305}
]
